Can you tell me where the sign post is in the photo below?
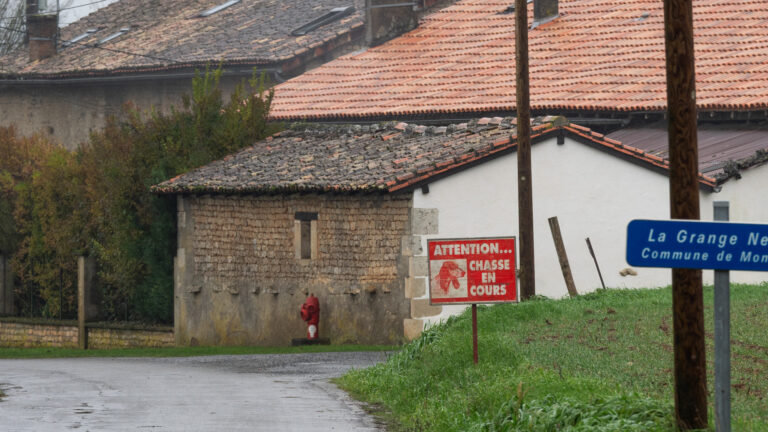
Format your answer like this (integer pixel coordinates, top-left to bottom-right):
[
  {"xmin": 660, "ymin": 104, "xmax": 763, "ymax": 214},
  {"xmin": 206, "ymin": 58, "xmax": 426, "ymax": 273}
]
[
  {"xmin": 428, "ymin": 237, "xmax": 517, "ymax": 364},
  {"xmin": 713, "ymin": 202, "xmax": 731, "ymax": 432},
  {"xmin": 627, "ymin": 214, "xmax": 768, "ymax": 431}
]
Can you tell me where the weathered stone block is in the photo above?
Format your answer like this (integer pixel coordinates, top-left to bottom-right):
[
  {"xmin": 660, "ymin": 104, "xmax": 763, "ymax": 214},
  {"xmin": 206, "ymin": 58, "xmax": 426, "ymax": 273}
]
[
  {"xmin": 404, "ymin": 277, "xmax": 426, "ymax": 299},
  {"xmin": 411, "ymin": 298, "xmax": 442, "ymax": 318},
  {"xmin": 410, "ymin": 256, "xmax": 429, "ymax": 277},
  {"xmin": 403, "ymin": 318, "xmax": 424, "ymax": 341},
  {"xmin": 401, "ymin": 235, "xmax": 423, "ymax": 256},
  {"xmin": 411, "ymin": 208, "xmax": 438, "ymax": 235}
]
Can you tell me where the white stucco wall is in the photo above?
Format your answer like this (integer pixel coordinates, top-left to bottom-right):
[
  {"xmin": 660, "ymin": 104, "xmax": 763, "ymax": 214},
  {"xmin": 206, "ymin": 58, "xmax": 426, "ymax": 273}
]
[
  {"xmin": 412, "ymin": 135, "xmax": 768, "ymax": 325},
  {"xmin": 39, "ymin": 0, "xmax": 122, "ymax": 27}
]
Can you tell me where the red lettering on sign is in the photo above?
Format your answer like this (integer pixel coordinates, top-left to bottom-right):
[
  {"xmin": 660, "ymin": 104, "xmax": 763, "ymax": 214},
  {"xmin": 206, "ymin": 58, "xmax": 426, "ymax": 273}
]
[{"xmin": 428, "ymin": 238, "xmax": 517, "ymax": 305}]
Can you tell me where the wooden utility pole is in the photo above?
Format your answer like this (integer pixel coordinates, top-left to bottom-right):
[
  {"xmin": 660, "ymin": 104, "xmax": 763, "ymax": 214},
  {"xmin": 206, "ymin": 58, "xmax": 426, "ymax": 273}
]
[
  {"xmin": 514, "ymin": 0, "xmax": 535, "ymax": 300},
  {"xmin": 662, "ymin": 0, "xmax": 708, "ymax": 429}
]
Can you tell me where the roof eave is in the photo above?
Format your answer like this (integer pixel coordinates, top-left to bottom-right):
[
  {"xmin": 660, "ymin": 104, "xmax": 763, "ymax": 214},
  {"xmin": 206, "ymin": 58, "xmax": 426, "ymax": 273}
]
[
  {"xmin": 150, "ymin": 184, "xmax": 388, "ymax": 196},
  {"xmin": 0, "ymin": 22, "xmax": 366, "ymax": 83}
]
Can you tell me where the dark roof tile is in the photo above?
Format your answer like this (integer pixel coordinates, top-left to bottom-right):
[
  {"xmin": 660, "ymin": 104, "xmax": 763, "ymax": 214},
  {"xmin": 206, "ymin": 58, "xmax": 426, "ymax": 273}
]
[
  {"xmin": 0, "ymin": 0, "xmax": 365, "ymax": 78},
  {"xmin": 152, "ymin": 116, "xmax": 727, "ymax": 195}
]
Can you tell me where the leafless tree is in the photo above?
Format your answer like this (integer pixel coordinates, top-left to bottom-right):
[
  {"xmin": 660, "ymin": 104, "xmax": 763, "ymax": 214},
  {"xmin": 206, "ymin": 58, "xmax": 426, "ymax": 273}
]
[{"xmin": 0, "ymin": 0, "xmax": 25, "ymax": 57}]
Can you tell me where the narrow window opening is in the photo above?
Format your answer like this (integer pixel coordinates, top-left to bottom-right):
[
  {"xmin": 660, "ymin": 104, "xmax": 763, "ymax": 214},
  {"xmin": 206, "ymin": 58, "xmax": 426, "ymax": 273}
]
[
  {"xmin": 300, "ymin": 220, "xmax": 312, "ymax": 259},
  {"xmin": 295, "ymin": 212, "xmax": 318, "ymax": 260}
]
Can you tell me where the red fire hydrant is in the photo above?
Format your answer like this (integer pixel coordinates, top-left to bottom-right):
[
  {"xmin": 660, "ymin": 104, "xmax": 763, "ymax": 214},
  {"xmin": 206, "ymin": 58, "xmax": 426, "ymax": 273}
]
[{"xmin": 300, "ymin": 294, "xmax": 320, "ymax": 339}]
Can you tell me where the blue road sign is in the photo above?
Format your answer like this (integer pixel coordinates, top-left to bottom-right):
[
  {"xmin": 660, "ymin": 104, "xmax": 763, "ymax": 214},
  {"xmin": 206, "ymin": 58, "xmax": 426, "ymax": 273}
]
[{"xmin": 627, "ymin": 219, "xmax": 768, "ymax": 271}]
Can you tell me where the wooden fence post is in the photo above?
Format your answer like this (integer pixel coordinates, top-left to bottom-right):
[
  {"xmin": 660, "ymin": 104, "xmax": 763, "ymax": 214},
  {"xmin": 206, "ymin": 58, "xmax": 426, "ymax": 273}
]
[
  {"xmin": 78, "ymin": 256, "xmax": 99, "ymax": 349},
  {"xmin": 0, "ymin": 255, "xmax": 13, "ymax": 315},
  {"xmin": 548, "ymin": 217, "xmax": 578, "ymax": 297},
  {"xmin": 585, "ymin": 238, "xmax": 606, "ymax": 290}
]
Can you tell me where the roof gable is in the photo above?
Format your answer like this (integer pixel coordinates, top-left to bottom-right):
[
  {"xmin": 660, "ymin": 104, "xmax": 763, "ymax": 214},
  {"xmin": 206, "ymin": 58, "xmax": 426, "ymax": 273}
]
[{"xmin": 269, "ymin": 0, "xmax": 768, "ymax": 120}]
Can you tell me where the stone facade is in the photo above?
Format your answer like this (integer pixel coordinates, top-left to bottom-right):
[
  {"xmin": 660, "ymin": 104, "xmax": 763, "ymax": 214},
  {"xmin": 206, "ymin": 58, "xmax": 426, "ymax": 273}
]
[
  {"xmin": 402, "ymin": 207, "xmax": 441, "ymax": 340},
  {"xmin": 175, "ymin": 193, "xmax": 413, "ymax": 346},
  {"xmin": 0, "ymin": 320, "xmax": 173, "ymax": 349}
]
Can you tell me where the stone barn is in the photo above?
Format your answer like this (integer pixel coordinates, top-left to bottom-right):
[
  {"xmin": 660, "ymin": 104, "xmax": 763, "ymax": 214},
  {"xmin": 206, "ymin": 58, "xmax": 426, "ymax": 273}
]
[{"xmin": 153, "ymin": 117, "xmax": 768, "ymax": 344}]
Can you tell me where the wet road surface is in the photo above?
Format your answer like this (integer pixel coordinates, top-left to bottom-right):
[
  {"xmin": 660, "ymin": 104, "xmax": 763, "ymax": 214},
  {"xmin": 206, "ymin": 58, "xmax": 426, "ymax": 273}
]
[{"xmin": 0, "ymin": 351, "xmax": 388, "ymax": 431}]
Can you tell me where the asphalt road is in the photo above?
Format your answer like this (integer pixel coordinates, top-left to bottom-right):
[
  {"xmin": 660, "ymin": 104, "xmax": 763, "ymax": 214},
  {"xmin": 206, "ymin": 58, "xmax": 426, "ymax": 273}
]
[{"xmin": 0, "ymin": 351, "xmax": 389, "ymax": 431}]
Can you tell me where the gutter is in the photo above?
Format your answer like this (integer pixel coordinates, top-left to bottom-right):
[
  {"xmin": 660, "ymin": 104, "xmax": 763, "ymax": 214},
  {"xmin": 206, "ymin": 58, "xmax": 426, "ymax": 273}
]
[{"xmin": 0, "ymin": 67, "xmax": 286, "ymax": 85}]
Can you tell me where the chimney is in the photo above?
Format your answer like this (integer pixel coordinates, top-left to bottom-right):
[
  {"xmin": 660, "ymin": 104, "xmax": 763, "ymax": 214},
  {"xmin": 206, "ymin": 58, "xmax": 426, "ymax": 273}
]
[
  {"xmin": 365, "ymin": 0, "xmax": 417, "ymax": 47},
  {"xmin": 533, "ymin": 0, "xmax": 559, "ymax": 26},
  {"xmin": 26, "ymin": 0, "xmax": 38, "ymax": 15},
  {"xmin": 27, "ymin": 14, "xmax": 58, "ymax": 61}
]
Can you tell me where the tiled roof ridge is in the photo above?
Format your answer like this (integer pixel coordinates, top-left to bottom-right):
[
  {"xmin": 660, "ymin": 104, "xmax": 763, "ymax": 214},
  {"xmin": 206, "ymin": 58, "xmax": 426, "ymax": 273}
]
[
  {"xmin": 275, "ymin": 115, "xmax": 571, "ymax": 139},
  {"xmin": 718, "ymin": 149, "xmax": 768, "ymax": 182},
  {"xmin": 151, "ymin": 115, "xmax": 719, "ymax": 196},
  {"xmin": 385, "ymin": 118, "xmax": 712, "ymax": 192}
]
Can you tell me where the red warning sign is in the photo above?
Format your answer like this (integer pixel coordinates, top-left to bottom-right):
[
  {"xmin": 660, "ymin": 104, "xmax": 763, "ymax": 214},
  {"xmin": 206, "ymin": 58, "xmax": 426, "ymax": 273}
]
[{"xmin": 428, "ymin": 237, "xmax": 517, "ymax": 305}]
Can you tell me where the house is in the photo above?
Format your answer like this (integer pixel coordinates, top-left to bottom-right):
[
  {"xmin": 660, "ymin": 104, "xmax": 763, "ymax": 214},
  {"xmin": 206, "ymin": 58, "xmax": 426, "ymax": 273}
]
[
  {"xmin": 268, "ymin": 0, "xmax": 768, "ymax": 127},
  {"xmin": 255, "ymin": 0, "xmax": 768, "ymax": 339},
  {"xmin": 152, "ymin": 116, "xmax": 768, "ymax": 344},
  {"xmin": 0, "ymin": 0, "xmax": 427, "ymax": 148}
]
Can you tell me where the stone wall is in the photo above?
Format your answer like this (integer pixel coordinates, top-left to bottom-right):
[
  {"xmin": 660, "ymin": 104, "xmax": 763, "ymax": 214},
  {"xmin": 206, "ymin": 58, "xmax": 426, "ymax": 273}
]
[
  {"xmin": 87, "ymin": 327, "xmax": 174, "ymax": 349},
  {"xmin": 0, "ymin": 74, "xmax": 247, "ymax": 150},
  {"xmin": 0, "ymin": 321, "xmax": 79, "ymax": 348},
  {"xmin": 175, "ymin": 193, "xmax": 412, "ymax": 346},
  {"xmin": 0, "ymin": 320, "xmax": 173, "ymax": 349}
]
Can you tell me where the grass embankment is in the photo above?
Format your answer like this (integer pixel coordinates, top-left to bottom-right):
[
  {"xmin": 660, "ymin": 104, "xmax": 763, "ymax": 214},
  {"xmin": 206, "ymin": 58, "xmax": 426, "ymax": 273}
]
[
  {"xmin": 338, "ymin": 284, "xmax": 768, "ymax": 431},
  {"xmin": 0, "ymin": 344, "xmax": 395, "ymax": 359}
]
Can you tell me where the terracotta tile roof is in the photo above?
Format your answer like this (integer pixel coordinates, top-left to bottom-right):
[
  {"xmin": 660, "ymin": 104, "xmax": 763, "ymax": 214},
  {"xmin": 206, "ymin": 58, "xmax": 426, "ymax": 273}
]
[
  {"xmin": 0, "ymin": 0, "xmax": 365, "ymax": 78},
  {"xmin": 607, "ymin": 125, "xmax": 768, "ymax": 182},
  {"xmin": 151, "ymin": 116, "xmax": 717, "ymax": 195},
  {"xmin": 270, "ymin": 0, "xmax": 768, "ymax": 120}
]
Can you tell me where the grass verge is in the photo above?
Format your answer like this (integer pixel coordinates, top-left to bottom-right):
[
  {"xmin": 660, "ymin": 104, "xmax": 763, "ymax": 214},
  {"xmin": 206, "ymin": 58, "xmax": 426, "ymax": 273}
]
[
  {"xmin": 337, "ymin": 284, "xmax": 768, "ymax": 431},
  {"xmin": 0, "ymin": 344, "xmax": 396, "ymax": 359}
]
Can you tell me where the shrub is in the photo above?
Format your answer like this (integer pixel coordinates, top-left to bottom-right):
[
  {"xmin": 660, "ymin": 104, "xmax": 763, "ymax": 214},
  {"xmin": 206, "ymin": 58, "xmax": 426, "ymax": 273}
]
[{"xmin": 2, "ymin": 66, "xmax": 279, "ymax": 322}]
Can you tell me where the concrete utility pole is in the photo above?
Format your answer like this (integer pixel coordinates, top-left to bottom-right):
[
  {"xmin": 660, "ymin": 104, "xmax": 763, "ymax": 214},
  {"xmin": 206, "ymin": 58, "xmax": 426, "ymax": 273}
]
[
  {"xmin": 514, "ymin": 0, "xmax": 535, "ymax": 300},
  {"xmin": 662, "ymin": 0, "xmax": 708, "ymax": 429}
]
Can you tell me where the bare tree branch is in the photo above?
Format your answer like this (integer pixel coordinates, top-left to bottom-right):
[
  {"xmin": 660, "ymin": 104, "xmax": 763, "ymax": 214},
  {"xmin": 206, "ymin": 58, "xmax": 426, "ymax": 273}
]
[{"xmin": 1, "ymin": 0, "xmax": 25, "ymax": 56}]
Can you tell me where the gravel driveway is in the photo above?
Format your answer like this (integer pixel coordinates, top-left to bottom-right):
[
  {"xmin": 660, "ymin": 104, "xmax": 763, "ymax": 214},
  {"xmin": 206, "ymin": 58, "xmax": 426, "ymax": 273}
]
[{"xmin": 0, "ymin": 351, "xmax": 389, "ymax": 431}]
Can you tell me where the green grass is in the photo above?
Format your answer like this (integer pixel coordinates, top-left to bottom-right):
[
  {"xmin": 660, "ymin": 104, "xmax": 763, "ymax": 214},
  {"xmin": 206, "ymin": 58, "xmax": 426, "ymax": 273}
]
[
  {"xmin": 0, "ymin": 344, "xmax": 396, "ymax": 359},
  {"xmin": 337, "ymin": 284, "xmax": 768, "ymax": 431}
]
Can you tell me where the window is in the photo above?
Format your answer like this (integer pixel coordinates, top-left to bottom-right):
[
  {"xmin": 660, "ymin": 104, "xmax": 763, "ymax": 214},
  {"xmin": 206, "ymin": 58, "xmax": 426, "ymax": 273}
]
[
  {"xmin": 291, "ymin": 6, "xmax": 354, "ymax": 36},
  {"xmin": 62, "ymin": 28, "xmax": 99, "ymax": 48},
  {"xmin": 199, "ymin": 0, "xmax": 241, "ymax": 17},
  {"xmin": 294, "ymin": 212, "xmax": 318, "ymax": 260},
  {"xmin": 96, "ymin": 27, "xmax": 130, "ymax": 46}
]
